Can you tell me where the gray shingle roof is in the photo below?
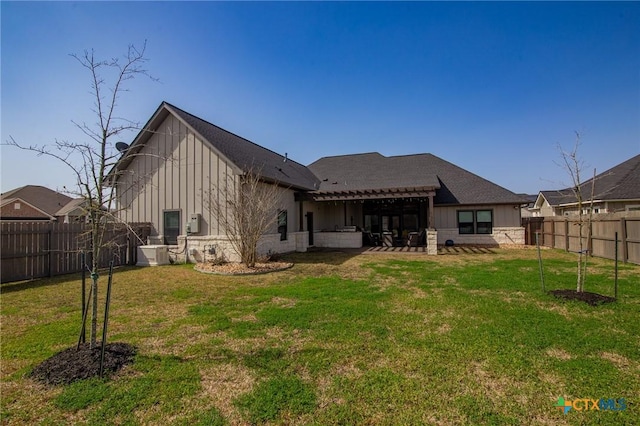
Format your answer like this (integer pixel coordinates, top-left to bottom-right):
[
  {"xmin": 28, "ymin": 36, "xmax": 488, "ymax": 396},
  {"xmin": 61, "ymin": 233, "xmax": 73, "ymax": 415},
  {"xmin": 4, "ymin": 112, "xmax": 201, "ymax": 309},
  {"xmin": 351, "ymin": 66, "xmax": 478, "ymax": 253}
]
[
  {"xmin": 165, "ymin": 103, "xmax": 320, "ymax": 191},
  {"xmin": 308, "ymin": 153, "xmax": 525, "ymax": 205},
  {"xmin": 114, "ymin": 103, "xmax": 527, "ymax": 206},
  {"xmin": 541, "ymin": 153, "xmax": 640, "ymax": 206}
]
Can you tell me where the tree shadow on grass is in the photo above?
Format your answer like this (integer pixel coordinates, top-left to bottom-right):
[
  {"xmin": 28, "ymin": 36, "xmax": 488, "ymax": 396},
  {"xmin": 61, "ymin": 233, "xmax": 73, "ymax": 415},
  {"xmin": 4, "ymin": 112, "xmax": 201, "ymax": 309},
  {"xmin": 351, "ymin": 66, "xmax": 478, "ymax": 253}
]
[
  {"xmin": 438, "ymin": 246, "xmax": 498, "ymax": 255},
  {"xmin": 282, "ymin": 249, "xmax": 363, "ymax": 266},
  {"xmin": 0, "ymin": 274, "xmax": 84, "ymax": 295},
  {"xmin": 0, "ymin": 267, "xmax": 135, "ymax": 294}
]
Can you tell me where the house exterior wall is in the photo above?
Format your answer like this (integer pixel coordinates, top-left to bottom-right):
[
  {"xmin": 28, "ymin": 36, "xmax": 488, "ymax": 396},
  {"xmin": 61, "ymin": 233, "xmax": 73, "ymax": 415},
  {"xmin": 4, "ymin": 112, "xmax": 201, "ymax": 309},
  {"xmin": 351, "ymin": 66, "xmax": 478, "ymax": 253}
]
[
  {"xmin": 556, "ymin": 200, "xmax": 640, "ymax": 216},
  {"xmin": 0, "ymin": 201, "xmax": 50, "ymax": 220},
  {"xmin": 538, "ymin": 200, "xmax": 556, "ymax": 217},
  {"xmin": 116, "ymin": 113, "xmax": 237, "ymax": 237},
  {"xmin": 116, "ymin": 114, "xmax": 303, "ymax": 261},
  {"xmin": 303, "ymin": 201, "xmax": 363, "ymax": 231},
  {"xmin": 434, "ymin": 204, "xmax": 524, "ymax": 245},
  {"xmin": 174, "ymin": 231, "xmax": 308, "ymax": 263}
]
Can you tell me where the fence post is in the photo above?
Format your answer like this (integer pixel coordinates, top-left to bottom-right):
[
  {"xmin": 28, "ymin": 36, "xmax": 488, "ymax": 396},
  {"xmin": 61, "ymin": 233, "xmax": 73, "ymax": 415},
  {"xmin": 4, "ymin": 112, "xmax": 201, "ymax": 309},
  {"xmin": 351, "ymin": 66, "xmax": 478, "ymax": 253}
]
[
  {"xmin": 619, "ymin": 217, "xmax": 628, "ymax": 264},
  {"xmin": 614, "ymin": 232, "xmax": 619, "ymax": 299},
  {"xmin": 81, "ymin": 252, "xmax": 86, "ymax": 344},
  {"xmin": 564, "ymin": 219, "xmax": 569, "ymax": 252},
  {"xmin": 48, "ymin": 227, "xmax": 53, "ymax": 278},
  {"xmin": 587, "ymin": 220, "xmax": 593, "ymax": 258},
  {"xmin": 536, "ymin": 232, "xmax": 545, "ymax": 292}
]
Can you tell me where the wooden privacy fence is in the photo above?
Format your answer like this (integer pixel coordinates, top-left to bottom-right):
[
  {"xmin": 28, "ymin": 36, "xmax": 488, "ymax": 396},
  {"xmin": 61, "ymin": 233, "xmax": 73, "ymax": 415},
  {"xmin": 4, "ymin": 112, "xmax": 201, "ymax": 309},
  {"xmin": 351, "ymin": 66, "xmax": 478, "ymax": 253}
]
[
  {"xmin": 1, "ymin": 222, "xmax": 152, "ymax": 283},
  {"xmin": 522, "ymin": 216, "xmax": 640, "ymax": 265}
]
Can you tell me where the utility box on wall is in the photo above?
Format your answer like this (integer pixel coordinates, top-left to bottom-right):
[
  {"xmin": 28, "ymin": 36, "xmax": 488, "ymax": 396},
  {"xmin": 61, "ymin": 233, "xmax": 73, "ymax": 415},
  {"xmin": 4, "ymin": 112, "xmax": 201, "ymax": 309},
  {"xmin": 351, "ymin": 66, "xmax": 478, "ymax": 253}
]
[
  {"xmin": 188, "ymin": 213, "xmax": 201, "ymax": 234},
  {"xmin": 137, "ymin": 245, "xmax": 170, "ymax": 266}
]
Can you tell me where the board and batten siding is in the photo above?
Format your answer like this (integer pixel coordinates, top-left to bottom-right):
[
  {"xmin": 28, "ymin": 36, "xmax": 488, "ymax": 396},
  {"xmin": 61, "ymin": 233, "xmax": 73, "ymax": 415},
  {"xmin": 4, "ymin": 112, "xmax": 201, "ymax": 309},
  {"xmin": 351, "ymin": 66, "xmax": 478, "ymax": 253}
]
[
  {"xmin": 434, "ymin": 204, "xmax": 524, "ymax": 245},
  {"xmin": 434, "ymin": 204, "xmax": 521, "ymax": 229},
  {"xmin": 116, "ymin": 114, "xmax": 237, "ymax": 239}
]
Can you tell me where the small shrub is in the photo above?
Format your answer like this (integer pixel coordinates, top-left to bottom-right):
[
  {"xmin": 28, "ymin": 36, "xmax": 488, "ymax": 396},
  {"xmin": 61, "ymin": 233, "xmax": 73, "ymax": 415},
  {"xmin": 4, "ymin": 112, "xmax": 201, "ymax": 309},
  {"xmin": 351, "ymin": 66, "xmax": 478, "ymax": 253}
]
[
  {"xmin": 209, "ymin": 256, "xmax": 228, "ymax": 266},
  {"xmin": 258, "ymin": 250, "xmax": 281, "ymax": 263}
]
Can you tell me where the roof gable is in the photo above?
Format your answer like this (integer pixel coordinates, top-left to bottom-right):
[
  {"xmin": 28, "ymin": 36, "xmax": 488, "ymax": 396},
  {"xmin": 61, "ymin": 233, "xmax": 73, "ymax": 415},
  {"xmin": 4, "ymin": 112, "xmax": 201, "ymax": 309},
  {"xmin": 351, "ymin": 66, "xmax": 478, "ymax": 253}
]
[
  {"xmin": 0, "ymin": 185, "xmax": 73, "ymax": 216},
  {"xmin": 55, "ymin": 198, "xmax": 88, "ymax": 216},
  {"xmin": 0, "ymin": 196, "xmax": 55, "ymax": 219},
  {"xmin": 114, "ymin": 102, "xmax": 320, "ymax": 191}
]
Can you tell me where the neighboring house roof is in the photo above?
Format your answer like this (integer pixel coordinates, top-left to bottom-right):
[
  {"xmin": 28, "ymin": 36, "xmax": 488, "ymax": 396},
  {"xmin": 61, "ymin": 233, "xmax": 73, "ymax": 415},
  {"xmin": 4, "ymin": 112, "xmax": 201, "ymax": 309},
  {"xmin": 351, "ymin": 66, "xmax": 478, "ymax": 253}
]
[
  {"xmin": 0, "ymin": 185, "xmax": 73, "ymax": 217},
  {"xmin": 539, "ymin": 153, "xmax": 640, "ymax": 207},
  {"xmin": 113, "ymin": 102, "xmax": 320, "ymax": 191},
  {"xmin": 309, "ymin": 153, "xmax": 526, "ymax": 205},
  {"xmin": 55, "ymin": 198, "xmax": 88, "ymax": 217},
  {"xmin": 517, "ymin": 194, "xmax": 537, "ymax": 208}
]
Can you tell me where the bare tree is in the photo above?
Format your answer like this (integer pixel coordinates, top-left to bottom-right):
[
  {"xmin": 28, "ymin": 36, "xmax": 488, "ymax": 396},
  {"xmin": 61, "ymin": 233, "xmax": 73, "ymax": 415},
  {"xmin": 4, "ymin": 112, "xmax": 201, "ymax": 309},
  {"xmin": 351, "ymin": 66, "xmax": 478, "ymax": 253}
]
[
  {"xmin": 6, "ymin": 42, "xmax": 156, "ymax": 348},
  {"xmin": 557, "ymin": 132, "xmax": 596, "ymax": 293},
  {"xmin": 208, "ymin": 167, "xmax": 284, "ymax": 267}
]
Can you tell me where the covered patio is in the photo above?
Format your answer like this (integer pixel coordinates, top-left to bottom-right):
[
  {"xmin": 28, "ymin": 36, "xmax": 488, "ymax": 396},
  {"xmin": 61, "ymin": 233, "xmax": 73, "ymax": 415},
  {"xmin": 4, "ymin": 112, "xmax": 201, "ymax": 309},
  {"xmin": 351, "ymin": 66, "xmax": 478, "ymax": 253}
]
[{"xmin": 298, "ymin": 185, "xmax": 439, "ymax": 254}]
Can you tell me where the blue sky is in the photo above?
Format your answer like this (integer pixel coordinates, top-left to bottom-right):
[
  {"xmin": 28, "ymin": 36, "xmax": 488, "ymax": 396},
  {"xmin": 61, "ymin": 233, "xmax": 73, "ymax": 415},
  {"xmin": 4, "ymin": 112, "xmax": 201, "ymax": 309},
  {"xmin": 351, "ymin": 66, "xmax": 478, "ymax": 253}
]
[{"xmin": 2, "ymin": 1, "xmax": 639, "ymax": 195}]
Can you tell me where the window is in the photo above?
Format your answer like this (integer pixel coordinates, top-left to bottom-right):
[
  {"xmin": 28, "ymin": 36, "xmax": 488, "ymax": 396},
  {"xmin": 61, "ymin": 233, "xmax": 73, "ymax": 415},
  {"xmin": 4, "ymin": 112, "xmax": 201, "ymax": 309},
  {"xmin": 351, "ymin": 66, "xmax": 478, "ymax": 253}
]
[
  {"xmin": 476, "ymin": 210, "xmax": 493, "ymax": 234},
  {"xmin": 278, "ymin": 210, "xmax": 287, "ymax": 241},
  {"xmin": 457, "ymin": 211, "xmax": 475, "ymax": 234},
  {"xmin": 457, "ymin": 210, "xmax": 493, "ymax": 234},
  {"xmin": 163, "ymin": 210, "xmax": 180, "ymax": 245},
  {"xmin": 582, "ymin": 207, "xmax": 600, "ymax": 215},
  {"xmin": 14, "ymin": 202, "xmax": 21, "ymax": 210},
  {"xmin": 364, "ymin": 214, "xmax": 380, "ymax": 233},
  {"xmin": 403, "ymin": 213, "xmax": 419, "ymax": 232}
]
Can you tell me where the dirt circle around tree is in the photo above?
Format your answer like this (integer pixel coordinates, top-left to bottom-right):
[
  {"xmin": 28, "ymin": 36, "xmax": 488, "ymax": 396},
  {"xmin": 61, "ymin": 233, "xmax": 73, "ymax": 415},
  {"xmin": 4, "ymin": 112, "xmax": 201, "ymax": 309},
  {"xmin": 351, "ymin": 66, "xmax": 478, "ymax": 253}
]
[
  {"xmin": 194, "ymin": 261, "xmax": 294, "ymax": 276},
  {"xmin": 549, "ymin": 289, "xmax": 616, "ymax": 306},
  {"xmin": 30, "ymin": 342, "xmax": 136, "ymax": 386}
]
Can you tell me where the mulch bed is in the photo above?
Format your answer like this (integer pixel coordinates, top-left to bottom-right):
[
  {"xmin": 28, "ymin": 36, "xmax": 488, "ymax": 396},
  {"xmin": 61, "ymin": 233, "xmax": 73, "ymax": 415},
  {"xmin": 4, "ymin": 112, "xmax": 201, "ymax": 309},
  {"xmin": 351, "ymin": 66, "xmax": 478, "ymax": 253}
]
[
  {"xmin": 194, "ymin": 261, "xmax": 293, "ymax": 275},
  {"xmin": 30, "ymin": 342, "xmax": 136, "ymax": 385},
  {"xmin": 549, "ymin": 289, "xmax": 616, "ymax": 306}
]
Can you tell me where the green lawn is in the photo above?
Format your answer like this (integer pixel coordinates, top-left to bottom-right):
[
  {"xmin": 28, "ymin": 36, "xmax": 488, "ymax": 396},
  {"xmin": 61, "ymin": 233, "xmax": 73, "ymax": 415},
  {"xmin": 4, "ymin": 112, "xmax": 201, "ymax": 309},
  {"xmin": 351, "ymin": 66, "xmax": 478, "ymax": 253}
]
[{"xmin": 1, "ymin": 249, "xmax": 638, "ymax": 425}]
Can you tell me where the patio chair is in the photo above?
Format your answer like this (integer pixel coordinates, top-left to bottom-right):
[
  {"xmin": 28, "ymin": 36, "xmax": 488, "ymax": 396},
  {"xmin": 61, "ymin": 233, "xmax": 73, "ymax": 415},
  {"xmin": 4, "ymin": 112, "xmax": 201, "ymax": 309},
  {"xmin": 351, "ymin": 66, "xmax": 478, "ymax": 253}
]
[
  {"xmin": 407, "ymin": 229, "xmax": 426, "ymax": 247},
  {"xmin": 365, "ymin": 231, "xmax": 381, "ymax": 246}
]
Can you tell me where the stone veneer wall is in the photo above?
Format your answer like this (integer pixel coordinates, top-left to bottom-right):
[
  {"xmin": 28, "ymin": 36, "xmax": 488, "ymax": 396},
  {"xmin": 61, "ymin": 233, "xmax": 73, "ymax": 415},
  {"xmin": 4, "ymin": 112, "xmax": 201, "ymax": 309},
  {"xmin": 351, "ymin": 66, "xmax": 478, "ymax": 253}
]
[
  {"xmin": 436, "ymin": 227, "xmax": 525, "ymax": 246},
  {"xmin": 426, "ymin": 229, "xmax": 438, "ymax": 255},
  {"xmin": 168, "ymin": 232, "xmax": 309, "ymax": 263},
  {"xmin": 313, "ymin": 232, "xmax": 363, "ymax": 249}
]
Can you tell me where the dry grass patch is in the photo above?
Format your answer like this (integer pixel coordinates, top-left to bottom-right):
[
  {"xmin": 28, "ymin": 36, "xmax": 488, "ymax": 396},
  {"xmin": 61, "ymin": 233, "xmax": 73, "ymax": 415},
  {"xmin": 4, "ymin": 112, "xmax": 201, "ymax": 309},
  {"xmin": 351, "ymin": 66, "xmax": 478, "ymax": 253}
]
[
  {"xmin": 468, "ymin": 361, "xmax": 510, "ymax": 401},
  {"xmin": 534, "ymin": 301, "xmax": 572, "ymax": 320},
  {"xmin": 538, "ymin": 371, "xmax": 566, "ymax": 388},
  {"xmin": 231, "ymin": 313, "xmax": 258, "ymax": 322},
  {"xmin": 600, "ymin": 351, "xmax": 639, "ymax": 372},
  {"xmin": 200, "ymin": 363, "xmax": 256, "ymax": 425},
  {"xmin": 1, "ymin": 380, "xmax": 72, "ymax": 425},
  {"xmin": 545, "ymin": 347, "xmax": 573, "ymax": 360},
  {"xmin": 270, "ymin": 296, "xmax": 297, "ymax": 308},
  {"xmin": 436, "ymin": 323, "xmax": 452, "ymax": 334}
]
